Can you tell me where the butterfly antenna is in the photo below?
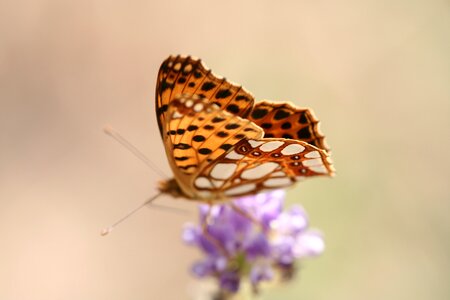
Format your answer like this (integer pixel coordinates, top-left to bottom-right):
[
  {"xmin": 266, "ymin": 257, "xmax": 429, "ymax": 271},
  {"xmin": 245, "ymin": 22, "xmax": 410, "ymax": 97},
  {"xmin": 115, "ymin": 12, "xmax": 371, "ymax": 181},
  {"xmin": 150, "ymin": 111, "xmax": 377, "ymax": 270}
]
[
  {"xmin": 103, "ymin": 126, "xmax": 168, "ymax": 179},
  {"xmin": 101, "ymin": 193, "xmax": 163, "ymax": 236}
]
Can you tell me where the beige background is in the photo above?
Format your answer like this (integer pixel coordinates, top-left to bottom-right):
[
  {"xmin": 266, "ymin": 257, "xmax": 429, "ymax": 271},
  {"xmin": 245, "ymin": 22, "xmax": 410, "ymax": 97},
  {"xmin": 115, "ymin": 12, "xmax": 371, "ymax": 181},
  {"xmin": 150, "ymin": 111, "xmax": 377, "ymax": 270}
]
[{"xmin": 1, "ymin": 1, "xmax": 449, "ymax": 299}]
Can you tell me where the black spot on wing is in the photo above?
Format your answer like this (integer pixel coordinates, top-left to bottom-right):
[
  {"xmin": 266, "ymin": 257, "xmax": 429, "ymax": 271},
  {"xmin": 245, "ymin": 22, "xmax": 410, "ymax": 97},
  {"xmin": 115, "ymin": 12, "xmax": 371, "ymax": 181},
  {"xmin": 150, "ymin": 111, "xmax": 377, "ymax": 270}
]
[
  {"xmin": 187, "ymin": 125, "xmax": 199, "ymax": 131},
  {"xmin": 251, "ymin": 108, "xmax": 268, "ymax": 119},
  {"xmin": 159, "ymin": 80, "xmax": 173, "ymax": 93},
  {"xmin": 216, "ymin": 89, "xmax": 232, "ymax": 99},
  {"xmin": 199, "ymin": 148, "xmax": 212, "ymax": 155},
  {"xmin": 226, "ymin": 104, "xmax": 240, "ymax": 114},
  {"xmin": 220, "ymin": 144, "xmax": 233, "ymax": 151},
  {"xmin": 297, "ymin": 127, "xmax": 311, "ymax": 139},
  {"xmin": 225, "ymin": 123, "xmax": 240, "ymax": 130},
  {"xmin": 235, "ymin": 94, "xmax": 249, "ymax": 101},
  {"xmin": 158, "ymin": 104, "xmax": 168, "ymax": 116},
  {"xmin": 193, "ymin": 71, "xmax": 202, "ymax": 78},
  {"xmin": 174, "ymin": 156, "xmax": 189, "ymax": 161},
  {"xmin": 274, "ymin": 109, "xmax": 290, "ymax": 120},
  {"xmin": 201, "ymin": 82, "xmax": 216, "ymax": 91},
  {"xmin": 174, "ymin": 143, "xmax": 191, "ymax": 150},
  {"xmin": 193, "ymin": 135, "xmax": 206, "ymax": 142},
  {"xmin": 212, "ymin": 117, "xmax": 225, "ymax": 123},
  {"xmin": 216, "ymin": 131, "xmax": 229, "ymax": 138},
  {"xmin": 281, "ymin": 122, "xmax": 292, "ymax": 129},
  {"xmin": 299, "ymin": 113, "xmax": 308, "ymax": 124}
]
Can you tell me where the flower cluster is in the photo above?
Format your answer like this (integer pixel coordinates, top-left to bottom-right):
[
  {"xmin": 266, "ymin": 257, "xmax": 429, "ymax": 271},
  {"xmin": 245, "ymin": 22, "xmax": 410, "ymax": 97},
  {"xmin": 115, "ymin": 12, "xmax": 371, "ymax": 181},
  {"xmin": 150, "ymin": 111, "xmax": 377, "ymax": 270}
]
[{"xmin": 182, "ymin": 190, "xmax": 324, "ymax": 295}]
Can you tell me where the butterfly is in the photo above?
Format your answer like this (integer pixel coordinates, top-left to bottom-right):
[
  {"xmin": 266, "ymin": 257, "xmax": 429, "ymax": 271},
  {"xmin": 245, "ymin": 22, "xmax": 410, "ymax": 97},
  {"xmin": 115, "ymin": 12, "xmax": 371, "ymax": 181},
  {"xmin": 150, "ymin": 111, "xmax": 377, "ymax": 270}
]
[{"xmin": 155, "ymin": 55, "xmax": 334, "ymax": 202}]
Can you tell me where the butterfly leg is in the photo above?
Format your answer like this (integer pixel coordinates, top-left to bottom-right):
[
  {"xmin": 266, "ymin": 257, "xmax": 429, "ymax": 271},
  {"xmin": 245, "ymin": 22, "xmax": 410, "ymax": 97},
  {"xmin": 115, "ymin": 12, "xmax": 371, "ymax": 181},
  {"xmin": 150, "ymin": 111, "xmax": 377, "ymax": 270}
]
[
  {"xmin": 229, "ymin": 202, "xmax": 262, "ymax": 228},
  {"xmin": 229, "ymin": 201, "xmax": 259, "ymax": 225}
]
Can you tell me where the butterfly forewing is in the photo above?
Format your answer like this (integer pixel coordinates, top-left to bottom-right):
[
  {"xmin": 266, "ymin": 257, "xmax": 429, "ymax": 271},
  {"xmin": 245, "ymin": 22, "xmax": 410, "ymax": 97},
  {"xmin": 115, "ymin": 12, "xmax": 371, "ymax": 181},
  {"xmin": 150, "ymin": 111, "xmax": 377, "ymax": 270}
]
[
  {"xmin": 156, "ymin": 55, "xmax": 255, "ymax": 137},
  {"xmin": 162, "ymin": 94, "xmax": 264, "ymax": 198}
]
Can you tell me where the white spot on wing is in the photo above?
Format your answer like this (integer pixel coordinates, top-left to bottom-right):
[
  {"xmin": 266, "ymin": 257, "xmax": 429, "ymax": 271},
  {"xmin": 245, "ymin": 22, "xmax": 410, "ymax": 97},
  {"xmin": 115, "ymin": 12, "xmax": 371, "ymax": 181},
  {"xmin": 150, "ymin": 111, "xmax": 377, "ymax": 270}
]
[
  {"xmin": 272, "ymin": 171, "xmax": 286, "ymax": 177},
  {"xmin": 224, "ymin": 183, "xmax": 256, "ymax": 196},
  {"xmin": 263, "ymin": 177, "xmax": 292, "ymax": 187},
  {"xmin": 172, "ymin": 111, "xmax": 183, "ymax": 119},
  {"xmin": 185, "ymin": 100, "xmax": 193, "ymax": 107},
  {"xmin": 225, "ymin": 151, "xmax": 244, "ymax": 160},
  {"xmin": 193, "ymin": 103, "xmax": 203, "ymax": 112},
  {"xmin": 241, "ymin": 162, "xmax": 279, "ymax": 180},
  {"xmin": 248, "ymin": 140, "xmax": 264, "ymax": 148},
  {"xmin": 309, "ymin": 165, "xmax": 328, "ymax": 174},
  {"xmin": 281, "ymin": 144, "xmax": 305, "ymax": 155},
  {"xmin": 194, "ymin": 177, "xmax": 213, "ymax": 189},
  {"xmin": 260, "ymin": 141, "xmax": 284, "ymax": 152},
  {"xmin": 184, "ymin": 64, "xmax": 192, "ymax": 72},
  {"xmin": 305, "ymin": 150, "xmax": 321, "ymax": 158},
  {"xmin": 211, "ymin": 180, "xmax": 224, "ymax": 188},
  {"xmin": 210, "ymin": 163, "xmax": 237, "ymax": 180},
  {"xmin": 303, "ymin": 158, "xmax": 323, "ymax": 167}
]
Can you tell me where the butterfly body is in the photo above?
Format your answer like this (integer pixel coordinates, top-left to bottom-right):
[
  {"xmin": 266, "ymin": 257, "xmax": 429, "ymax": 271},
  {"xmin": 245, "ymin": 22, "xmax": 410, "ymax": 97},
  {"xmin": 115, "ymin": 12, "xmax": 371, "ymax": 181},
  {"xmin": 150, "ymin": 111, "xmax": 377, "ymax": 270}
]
[{"xmin": 156, "ymin": 55, "xmax": 334, "ymax": 202}]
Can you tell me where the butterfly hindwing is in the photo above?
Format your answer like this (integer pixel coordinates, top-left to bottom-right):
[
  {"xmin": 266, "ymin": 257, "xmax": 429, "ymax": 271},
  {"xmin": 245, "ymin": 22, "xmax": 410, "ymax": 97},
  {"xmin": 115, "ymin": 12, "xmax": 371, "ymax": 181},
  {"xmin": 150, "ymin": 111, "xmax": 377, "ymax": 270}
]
[
  {"xmin": 193, "ymin": 137, "xmax": 333, "ymax": 199},
  {"xmin": 248, "ymin": 101, "xmax": 329, "ymax": 151}
]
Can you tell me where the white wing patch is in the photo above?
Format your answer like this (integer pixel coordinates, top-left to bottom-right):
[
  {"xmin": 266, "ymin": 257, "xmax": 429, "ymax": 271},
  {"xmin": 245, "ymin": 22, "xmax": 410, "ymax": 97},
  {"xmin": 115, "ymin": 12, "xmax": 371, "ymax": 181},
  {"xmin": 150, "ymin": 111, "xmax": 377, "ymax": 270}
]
[
  {"xmin": 260, "ymin": 141, "xmax": 284, "ymax": 152},
  {"xmin": 305, "ymin": 150, "xmax": 321, "ymax": 158},
  {"xmin": 263, "ymin": 177, "xmax": 292, "ymax": 187},
  {"xmin": 241, "ymin": 162, "xmax": 279, "ymax": 180},
  {"xmin": 210, "ymin": 163, "xmax": 238, "ymax": 180},
  {"xmin": 224, "ymin": 183, "xmax": 257, "ymax": 196},
  {"xmin": 281, "ymin": 144, "xmax": 305, "ymax": 155}
]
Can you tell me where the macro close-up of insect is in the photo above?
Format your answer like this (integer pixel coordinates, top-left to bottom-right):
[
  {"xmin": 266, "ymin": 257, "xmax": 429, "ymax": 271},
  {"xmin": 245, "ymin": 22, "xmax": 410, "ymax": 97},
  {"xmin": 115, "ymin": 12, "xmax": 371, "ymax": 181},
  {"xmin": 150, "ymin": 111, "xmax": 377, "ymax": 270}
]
[
  {"xmin": 156, "ymin": 55, "xmax": 334, "ymax": 202},
  {"xmin": 2, "ymin": 2, "xmax": 448, "ymax": 300}
]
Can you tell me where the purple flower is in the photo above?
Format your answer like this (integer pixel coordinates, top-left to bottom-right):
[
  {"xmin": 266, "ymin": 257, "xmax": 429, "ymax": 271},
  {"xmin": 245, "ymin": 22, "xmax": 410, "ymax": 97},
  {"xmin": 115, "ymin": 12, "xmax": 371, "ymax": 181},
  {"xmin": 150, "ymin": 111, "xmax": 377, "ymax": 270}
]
[{"xmin": 182, "ymin": 190, "xmax": 324, "ymax": 295}]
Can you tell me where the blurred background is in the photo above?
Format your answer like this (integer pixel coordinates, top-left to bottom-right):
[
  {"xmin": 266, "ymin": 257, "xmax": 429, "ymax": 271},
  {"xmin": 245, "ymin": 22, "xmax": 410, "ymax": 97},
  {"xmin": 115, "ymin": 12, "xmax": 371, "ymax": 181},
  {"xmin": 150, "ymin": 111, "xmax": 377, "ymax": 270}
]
[{"xmin": 1, "ymin": 0, "xmax": 449, "ymax": 299}]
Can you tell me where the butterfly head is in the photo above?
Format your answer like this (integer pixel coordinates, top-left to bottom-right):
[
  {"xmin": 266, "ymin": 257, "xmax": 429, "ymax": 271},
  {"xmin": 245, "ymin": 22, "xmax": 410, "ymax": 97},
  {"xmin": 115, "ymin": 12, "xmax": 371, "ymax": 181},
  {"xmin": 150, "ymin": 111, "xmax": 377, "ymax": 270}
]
[{"xmin": 158, "ymin": 178, "xmax": 185, "ymax": 199}]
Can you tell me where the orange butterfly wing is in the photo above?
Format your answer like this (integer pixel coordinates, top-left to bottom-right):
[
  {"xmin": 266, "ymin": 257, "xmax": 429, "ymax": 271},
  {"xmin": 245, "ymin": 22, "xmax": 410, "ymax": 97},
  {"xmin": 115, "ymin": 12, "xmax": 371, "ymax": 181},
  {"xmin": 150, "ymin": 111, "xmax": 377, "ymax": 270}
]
[
  {"xmin": 248, "ymin": 101, "xmax": 329, "ymax": 151},
  {"xmin": 156, "ymin": 55, "xmax": 255, "ymax": 136},
  {"xmin": 160, "ymin": 94, "xmax": 263, "ymax": 198},
  {"xmin": 194, "ymin": 137, "xmax": 334, "ymax": 199},
  {"xmin": 155, "ymin": 55, "xmax": 334, "ymax": 201}
]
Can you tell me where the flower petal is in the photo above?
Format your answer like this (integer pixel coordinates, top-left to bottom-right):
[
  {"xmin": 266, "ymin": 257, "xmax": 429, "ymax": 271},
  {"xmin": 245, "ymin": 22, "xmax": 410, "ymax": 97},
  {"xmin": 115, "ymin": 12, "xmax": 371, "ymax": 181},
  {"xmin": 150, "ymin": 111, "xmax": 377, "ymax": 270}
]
[
  {"xmin": 219, "ymin": 271, "xmax": 240, "ymax": 293},
  {"xmin": 250, "ymin": 264, "xmax": 274, "ymax": 285},
  {"xmin": 293, "ymin": 230, "xmax": 325, "ymax": 257}
]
